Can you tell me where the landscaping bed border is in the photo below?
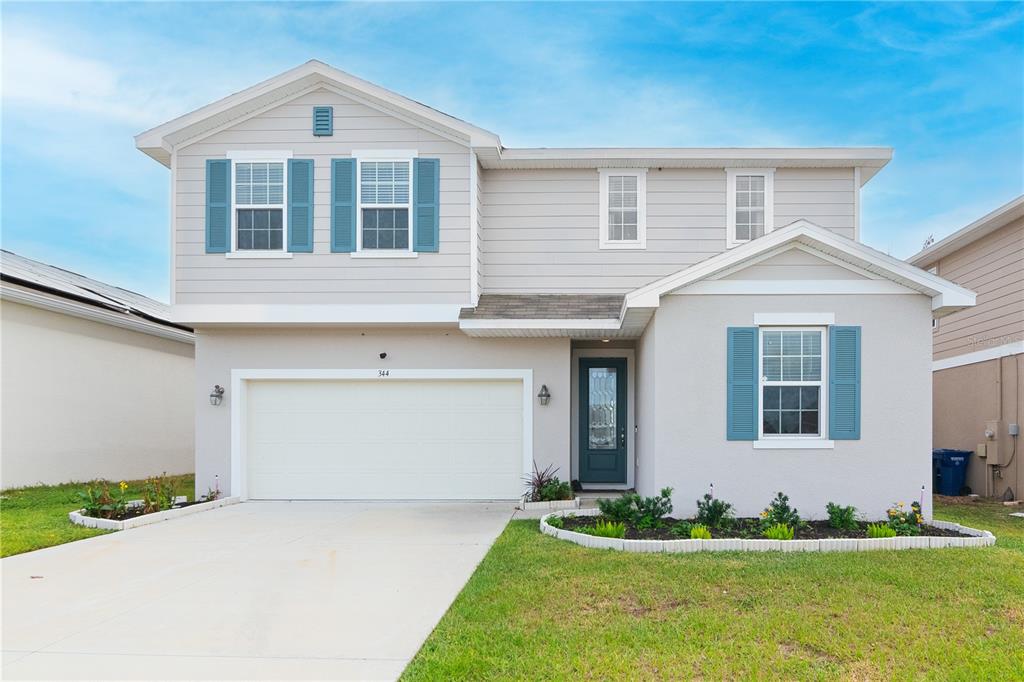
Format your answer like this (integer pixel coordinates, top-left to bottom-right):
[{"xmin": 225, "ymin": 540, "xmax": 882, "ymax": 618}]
[
  {"xmin": 69, "ymin": 496, "xmax": 240, "ymax": 531},
  {"xmin": 519, "ymin": 498, "xmax": 581, "ymax": 512},
  {"xmin": 540, "ymin": 508, "xmax": 996, "ymax": 552}
]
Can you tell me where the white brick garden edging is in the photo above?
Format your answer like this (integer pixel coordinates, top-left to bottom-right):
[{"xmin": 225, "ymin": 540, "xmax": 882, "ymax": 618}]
[
  {"xmin": 69, "ymin": 496, "xmax": 240, "ymax": 531},
  {"xmin": 539, "ymin": 508, "xmax": 996, "ymax": 553},
  {"xmin": 520, "ymin": 498, "xmax": 581, "ymax": 512}
]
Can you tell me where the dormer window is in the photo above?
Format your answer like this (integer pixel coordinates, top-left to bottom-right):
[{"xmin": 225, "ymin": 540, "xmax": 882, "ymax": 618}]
[
  {"xmin": 598, "ymin": 169, "xmax": 647, "ymax": 250},
  {"xmin": 727, "ymin": 169, "xmax": 774, "ymax": 248}
]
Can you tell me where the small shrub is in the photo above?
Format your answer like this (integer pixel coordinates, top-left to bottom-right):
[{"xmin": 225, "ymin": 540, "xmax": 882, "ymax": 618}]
[
  {"xmin": 670, "ymin": 520, "xmax": 693, "ymax": 537},
  {"xmin": 142, "ymin": 473, "xmax": 176, "ymax": 513},
  {"xmin": 524, "ymin": 463, "xmax": 573, "ymax": 502},
  {"xmin": 580, "ymin": 520, "xmax": 626, "ymax": 539},
  {"xmin": 202, "ymin": 487, "xmax": 221, "ymax": 502},
  {"xmin": 867, "ymin": 523, "xmax": 897, "ymax": 538},
  {"xmin": 886, "ymin": 501, "xmax": 923, "ymax": 536},
  {"xmin": 762, "ymin": 523, "xmax": 794, "ymax": 540},
  {"xmin": 760, "ymin": 492, "xmax": 801, "ymax": 529},
  {"xmin": 77, "ymin": 481, "xmax": 128, "ymax": 519},
  {"xmin": 597, "ymin": 488, "xmax": 673, "ymax": 528},
  {"xmin": 545, "ymin": 515, "xmax": 564, "ymax": 529},
  {"xmin": 695, "ymin": 493, "xmax": 734, "ymax": 529},
  {"xmin": 825, "ymin": 502, "xmax": 858, "ymax": 530},
  {"xmin": 689, "ymin": 524, "xmax": 712, "ymax": 540}
]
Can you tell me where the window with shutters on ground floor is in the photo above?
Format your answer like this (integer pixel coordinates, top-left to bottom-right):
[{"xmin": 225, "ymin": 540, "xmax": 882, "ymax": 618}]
[
  {"xmin": 234, "ymin": 161, "xmax": 286, "ymax": 251},
  {"xmin": 759, "ymin": 328, "xmax": 826, "ymax": 439}
]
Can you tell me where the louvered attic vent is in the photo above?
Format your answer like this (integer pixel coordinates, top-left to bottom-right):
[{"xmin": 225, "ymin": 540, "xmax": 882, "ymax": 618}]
[{"xmin": 313, "ymin": 106, "xmax": 333, "ymax": 136}]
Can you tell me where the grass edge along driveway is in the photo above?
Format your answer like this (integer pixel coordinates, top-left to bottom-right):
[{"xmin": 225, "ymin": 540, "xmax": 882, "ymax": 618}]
[
  {"xmin": 1, "ymin": 474, "xmax": 195, "ymax": 558},
  {"xmin": 403, "ymin": 497, "xmax": 1024, "ymax": 680}
]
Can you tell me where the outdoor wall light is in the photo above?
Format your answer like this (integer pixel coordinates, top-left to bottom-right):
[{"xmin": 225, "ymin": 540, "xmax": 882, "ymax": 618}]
[
  {"xmin": 209, "ymin": 385, "xmax": 225, "ymax": 406},
  {"xmin": 537, "ymin": 384, "xmax": 551, "ymax": 406}
]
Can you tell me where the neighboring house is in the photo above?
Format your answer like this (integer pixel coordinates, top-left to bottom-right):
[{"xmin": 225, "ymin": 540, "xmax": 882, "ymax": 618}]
[
  {"xmin": 909, "ymin": 196, "xmax": 1023, "ymax": 501},
  {"xmin": 0, "ymin": 251, "xmax": 195, "ymax": 488},
  {"xmin": 133, "ymin": 60, "xmax": 974, "ymax": 519}
]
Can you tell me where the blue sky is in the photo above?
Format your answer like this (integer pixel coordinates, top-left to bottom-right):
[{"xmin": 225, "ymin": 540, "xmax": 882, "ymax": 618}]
[{"xmin": 2, "ymin": 2, "xmax": 1022, "ymax": 301}]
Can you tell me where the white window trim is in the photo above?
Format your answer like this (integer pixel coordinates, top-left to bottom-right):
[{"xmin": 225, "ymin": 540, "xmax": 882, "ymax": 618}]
[
  {"xmin": 226, "ymin": 153, "xmax": 291, "ymax": 256},
  {"xmin": 354, "ymin": 150, "xmax": 417, "ymax": 256},
  {"xmin": 757, "ymin": 325, "xmax": 830, "ymax": 445},
  {"xmin": 598, "ymin": 169, "xmax": 647, "ymax": 250},
  {"xmin": 726, "ymin": 168, "xmax": 775, "ymax": 249}
]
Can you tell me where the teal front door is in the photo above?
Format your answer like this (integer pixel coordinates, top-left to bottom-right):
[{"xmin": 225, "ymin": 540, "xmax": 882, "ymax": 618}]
[{"xmin": 578, "ymin": 357, "xmax": 627, "ymax": 485}]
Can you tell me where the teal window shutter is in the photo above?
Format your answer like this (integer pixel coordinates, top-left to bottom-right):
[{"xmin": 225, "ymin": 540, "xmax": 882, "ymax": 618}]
[
  {"xmin": 313, "ymin": 106, "xmax": 333, "ymax": 136},
  {"xmin": 288, "ymin": 159, "xmax": 314, "ymax": 253},
  {"xmin": 205, "ymin": 159, "xmax": 230, "ymax": 253},
  {"xmin": 413, "ymin": 158, "xmax": 440, "ymax": 252},
  {"xmin": 829, "ymin": 326, "xmax": 861, "ymax": 440},
  {"xmin": 727, "ymin": 327, "xmax": 759, "ymax": 440},
  {"xmin": 331, "ymin": 158, "xmax": 356, "ymax": 252}
]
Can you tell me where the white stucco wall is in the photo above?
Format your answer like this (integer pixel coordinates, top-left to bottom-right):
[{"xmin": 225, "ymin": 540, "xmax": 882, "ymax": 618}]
[
  {"xmin": 1, "ymin": 301, "xmax": 195, "ymax": 488},
  {"xmin": 193, "ymin": 327, "xmax": 570, "ymax": 498},
  {"xmin": 640, "ymin": 293, "xmax": 934, "ymax": 521}
]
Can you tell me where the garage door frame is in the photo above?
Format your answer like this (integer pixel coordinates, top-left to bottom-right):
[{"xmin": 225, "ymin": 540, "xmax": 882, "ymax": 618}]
[{"xmin": 229, "ymin": 368, "xmax": 534, "ymax": 500}]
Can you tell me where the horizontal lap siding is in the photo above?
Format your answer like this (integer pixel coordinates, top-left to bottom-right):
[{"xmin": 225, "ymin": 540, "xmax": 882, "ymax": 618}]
[
  {"xmin": 930, "ymin": 217, "xmax": 1024, "ymax": 360},
  {"xmin": 174, "ymin": 89, "xmax": 471, "ymax": 305},
  {"xmin": 480, "ymin": 167, "xmax": 857, "ymax": 293}
]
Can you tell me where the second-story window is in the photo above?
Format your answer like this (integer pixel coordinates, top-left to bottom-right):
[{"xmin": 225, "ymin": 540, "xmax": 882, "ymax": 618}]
[
  {"xmin": 598, "ymin": 169, "xmax": 647, "ymax": 250},
  {"xmin": 360, "ymin": 160, "xmax": 411, "ymax": 250},
  {"xmin": 727, "ymin": 169, "xmax": 774, "ymax": 248},
  {"xmin": 235, "ymin": 162, "xmax": 285, "ymax": 251}
]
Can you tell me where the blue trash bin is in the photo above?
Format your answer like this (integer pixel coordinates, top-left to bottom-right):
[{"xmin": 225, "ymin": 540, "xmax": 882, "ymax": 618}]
[{"xmin": 932, "ymin": 449, "xmax": 973, "ymax": 496}]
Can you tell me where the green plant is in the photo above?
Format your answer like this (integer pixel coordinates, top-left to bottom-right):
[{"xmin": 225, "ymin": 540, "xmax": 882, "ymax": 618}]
[
  {"xmin": 760, "ymin": 492, "xmax": 801, "ymax": 529},
  {"xmin": 524, "ymin": 463, "xmax": 573, "ymax": 502},
  {"xmin": 867, "ymin": 523, "xmax": 897, "ymax": 538},
  {"xmin": 580, "ymin": 520, "xmax": 626, "ymax": 539},
  {"xmin": 762, "ymin": 523, "xmax": 795, "ymax": 540},
  {"xmin": 689, "ymin": 524, "xmax": 712, "ymax": 540},
  {"xmin": 142, "ymin": 473, "xmax": 175, "ymax": 513},
  {"xmin": 886, "ymin": 501, "xmax": 923, "ymax": 536},
  {"xmin": 695, "ymin": 493, "xmax": 734, "ymax": 529},
  {"xmin": 826, "ymin": 502, "xmax": 859, "ymax": 530},
  {"xmin": 77, "ymin": 485, "xmax": 112, "ymax": 518},
  {"xmin": 545, "ymin": 515, "xmax": 564, "ymax": 529},
  {"xmin": 203, "ymin": 487, "xmax": 221, "ymax": 502},
  {"xmin": 670, "ymin": 520, "xmax": 693, "ymax": 537},
  {"xmin": 596, "ymin": 488, "xmax": 673, "ymax": 529}
]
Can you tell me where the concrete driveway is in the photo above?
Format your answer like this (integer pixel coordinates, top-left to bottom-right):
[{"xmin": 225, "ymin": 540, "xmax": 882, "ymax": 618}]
[{"xmin": 2, "ymin": 501, "xmax": 514, "ymax": 680}]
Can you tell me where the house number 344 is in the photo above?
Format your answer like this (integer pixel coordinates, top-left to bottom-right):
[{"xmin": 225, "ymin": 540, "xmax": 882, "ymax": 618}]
[{"xmin": 378, "ymin": 370, "xmax": 390, "ymax": 377}]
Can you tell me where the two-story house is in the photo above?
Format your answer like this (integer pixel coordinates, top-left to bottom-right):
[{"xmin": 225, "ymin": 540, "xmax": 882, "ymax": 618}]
[
  {"xmin": 135, "ymin": 61, "xmax": 975, "ymax": 518},
  {"xmin": 909, "ymin": 196, "xmax": 1023, "ymax": 502}
]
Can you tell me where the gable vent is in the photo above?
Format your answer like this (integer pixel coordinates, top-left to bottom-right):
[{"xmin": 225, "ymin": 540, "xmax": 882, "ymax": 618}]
[{"xmin": 313, "ymin": 106, "xmax": 333, "ymax": 136}]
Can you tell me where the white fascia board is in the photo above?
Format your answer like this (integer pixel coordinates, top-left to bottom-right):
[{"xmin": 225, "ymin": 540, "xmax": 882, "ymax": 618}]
[
  {"xmin": 136, "ymin": 61, "xmax": 501, "ymax": 165},
  {"xmin": 172, "ymin": 304, "xmax": 464, "ymax": 325},
  {"xmin": 908, "ymin": 194, "xmax": 1024, "ymax": 267},
  {"xmin": 1, "ymin": 284, "xmax": 193, "ymax": 344},
  {"xmin": 624, "ymin": 219, "xmax": 976, "ymax": 312},
  {"xmin": 933, "ymin": 341, "xmax": 1024, "ymax": 371}
]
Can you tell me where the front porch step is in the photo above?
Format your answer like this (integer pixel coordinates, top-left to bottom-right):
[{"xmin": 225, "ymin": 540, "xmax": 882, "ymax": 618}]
[{"xmin": 576, "ymin": 490, "xmax": 635, "ymax": 508}]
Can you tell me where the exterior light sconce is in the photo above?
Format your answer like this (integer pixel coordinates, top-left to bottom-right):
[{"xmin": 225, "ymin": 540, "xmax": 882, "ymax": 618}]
[
  {"xmin": 537, "ymin": 384, "xmax": 551, "ymax": 406},
  {"xmin": 209, "ymin": 385, "xmax": 225, "ymax": 406}
]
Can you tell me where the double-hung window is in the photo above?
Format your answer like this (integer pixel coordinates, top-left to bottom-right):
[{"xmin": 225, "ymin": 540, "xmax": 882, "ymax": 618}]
[
  {"xmin": 359, "ymin": 159, "xmax": 411, "ymax": 251},
  {"xmin": 760, "ymin": 328, "xmax": 825, "ymax": 439},
  {"xmin": 234, "ymin": 162, "xmax": 286, "ymax": 251},
  {"xmin": 598, "ymin": 169, "xmax": 646, "ymax": 249},
  {"xmin": 726, "ymin": 169, "xmax": 774, "ymax": 248}
]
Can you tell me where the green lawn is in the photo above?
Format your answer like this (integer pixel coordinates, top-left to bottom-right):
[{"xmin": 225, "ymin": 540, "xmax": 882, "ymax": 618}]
[
  {"xmin": 404, "ymin": 498, "xmax": 1024, "ymax": 680},
  {"xmin": 0, "ymin": 474, "xmax": 195, "ymax": 558}
]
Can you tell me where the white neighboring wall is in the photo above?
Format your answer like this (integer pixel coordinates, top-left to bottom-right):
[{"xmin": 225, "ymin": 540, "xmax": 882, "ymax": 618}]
[{"xmin": 1, "ymin": 301, "xmax": 195, "ymax": 488}]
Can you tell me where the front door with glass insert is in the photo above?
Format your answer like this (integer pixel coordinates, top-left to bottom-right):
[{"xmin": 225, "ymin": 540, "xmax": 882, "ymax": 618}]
[{"xmin": 578, "ymin": 358, "xmax": 627, "ymax": 485}]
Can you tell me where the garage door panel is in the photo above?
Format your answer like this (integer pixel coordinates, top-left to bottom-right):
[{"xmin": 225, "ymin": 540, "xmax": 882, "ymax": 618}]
[{"xmin": 245, "ymin": 379, "xmax": 524, "ymax": 500}]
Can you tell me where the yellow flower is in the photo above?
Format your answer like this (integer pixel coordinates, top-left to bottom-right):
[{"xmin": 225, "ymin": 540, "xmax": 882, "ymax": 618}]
[{"xmin": 119, "ymin": 481, "xmax": 128, "ymax": 492}]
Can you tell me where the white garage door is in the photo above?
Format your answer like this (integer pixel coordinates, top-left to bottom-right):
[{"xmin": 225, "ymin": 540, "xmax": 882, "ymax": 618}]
[{"xmin": 245, "ymin": 379, "xmax": 524, "ymax": 500}]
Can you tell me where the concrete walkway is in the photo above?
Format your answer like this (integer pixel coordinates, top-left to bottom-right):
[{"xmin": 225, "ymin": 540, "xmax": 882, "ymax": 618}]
[{"xmin": 2, "ymin": 501, "xmax": 514, "ymax": 680}]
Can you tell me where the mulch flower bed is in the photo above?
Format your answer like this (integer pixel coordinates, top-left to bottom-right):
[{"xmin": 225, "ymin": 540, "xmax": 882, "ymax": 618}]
[
  {"xmin": 86, "ymin": 500, "xmax": 207, "ymax": 522},
  {"xmin": 558, "ymin": 515, "xmax": 973, "ymax": 541}
]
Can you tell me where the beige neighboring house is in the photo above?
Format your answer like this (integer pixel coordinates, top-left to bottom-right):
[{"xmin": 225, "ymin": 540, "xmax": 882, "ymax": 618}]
[
  {"xmin": 909, "ymin": 196, "xmax": 1024, "ymax": 500},
  {"xmin": 0, "ymin": 251, "xmax": 195, "ymax": 488},
  {"xmin": 132, "ymin": 60, "xmax": 976, "ymax": 519}
]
